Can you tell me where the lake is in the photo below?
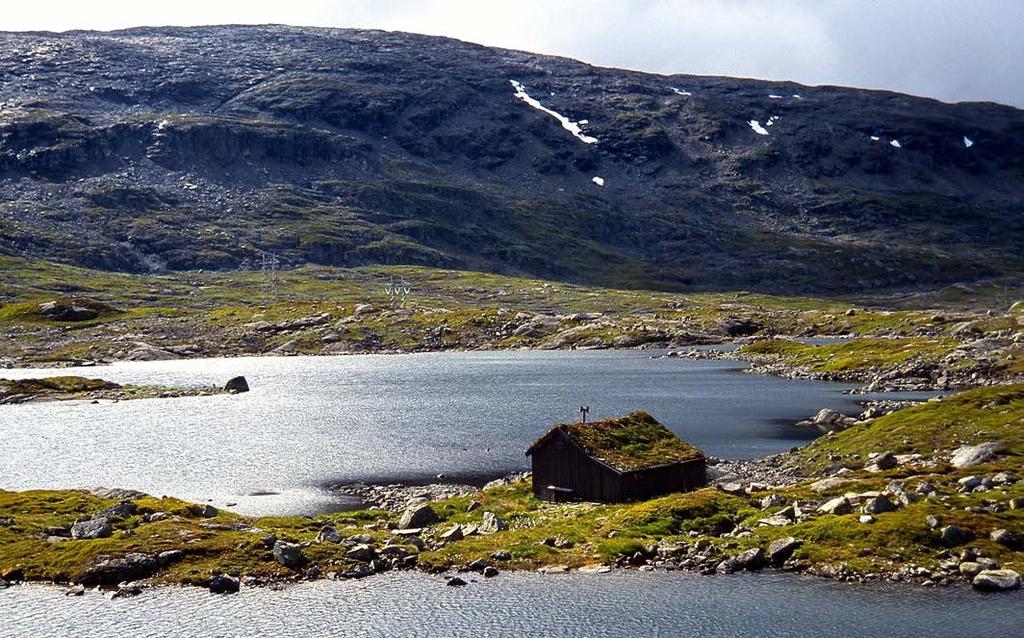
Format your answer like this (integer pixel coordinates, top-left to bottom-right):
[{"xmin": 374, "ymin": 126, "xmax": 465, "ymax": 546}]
[
  {"xmin": 0, "ymin": 350, "xmax": 930, "ymax": 516},
  {"xmin": 0, "ymin": 571, "xmax": 1019, "ymax": 638}
]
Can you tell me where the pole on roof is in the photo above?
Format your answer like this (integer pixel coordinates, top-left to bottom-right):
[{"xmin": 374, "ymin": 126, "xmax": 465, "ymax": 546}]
[{"xmin": 580, "ymin": 405, "xmax": 589, "ymax": 423}]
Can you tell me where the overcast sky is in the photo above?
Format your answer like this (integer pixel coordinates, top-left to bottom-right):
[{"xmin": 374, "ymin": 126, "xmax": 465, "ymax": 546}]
[{"xmin": 5, "ymin": 1, "xmax": 1023, "ymax": 107}]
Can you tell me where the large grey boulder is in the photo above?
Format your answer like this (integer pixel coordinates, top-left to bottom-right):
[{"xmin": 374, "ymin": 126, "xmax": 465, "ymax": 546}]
[
  {"xmin": 479, "ymin": 511, "xmax": 508, "ymax": 534},
  {"xmin": 398, "ymin": 504, "xmax": 440, "ymax": 529},
  {"xmin": 272, "ymin": 541, "xmax": 304, "ymax": 569},
  {"xmin": 972, "ymin": 569, "xmax": 1021, "ymax": 591},
  {"xmin": 818, "ymin": 497, "xmax": 852, "ymax": 515},
  {"xmin": 950, "ymin": 442, "xmax": 1008, "ymax": 468},
  {"xmin": 79, "ymin": 553, "xmax": 158, "ymax": 587},
  {"xmin": 345, "ymin": 544, "xmax": 376, "ymax": 562},
  {"xmin": 991, "ymin": 528, "xmax": 1019, "ymax": 548},
  {"xmin": 863, "ymin": 495, "xmax": 897, "ymax": 515},
  {"xmin": 70, "ymin": 516, "xmax": 113, "ymax": 540},
  {"xmin": 733, "ymin": 547, "xmax": 765, "ymax": 571},
  {"xmin": 768, "ymin": 537, "xmax": 801, "ymax": 566},
  {"xmin": 938, "ymin": 525, "xmax": 973, "ymax": 547}
]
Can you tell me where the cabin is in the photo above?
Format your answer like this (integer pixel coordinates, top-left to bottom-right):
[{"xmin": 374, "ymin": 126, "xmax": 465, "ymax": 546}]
[{"xmin": 525, "ymin": 411, "xmax": 707, "ymax": 503}]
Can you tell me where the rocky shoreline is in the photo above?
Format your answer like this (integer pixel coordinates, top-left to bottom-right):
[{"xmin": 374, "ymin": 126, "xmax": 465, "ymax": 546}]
[{"xmin": 0, "ymin": 375, "xmax": 249, "ymax": 405}]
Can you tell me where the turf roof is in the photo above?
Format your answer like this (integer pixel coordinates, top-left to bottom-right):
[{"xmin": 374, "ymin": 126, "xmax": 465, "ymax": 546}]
[{"xmin": 527, "ymin": 411, "xmax": 704, "ymax": 472}]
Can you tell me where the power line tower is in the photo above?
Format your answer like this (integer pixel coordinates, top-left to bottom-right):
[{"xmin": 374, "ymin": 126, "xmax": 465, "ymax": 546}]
[
  {"xmin": 383, "ymin": 274, "xmax": 411, "ymax": 309},
  {"xmin": 259, "ymin": 250, "xmax": 280, "ymax": 302}
]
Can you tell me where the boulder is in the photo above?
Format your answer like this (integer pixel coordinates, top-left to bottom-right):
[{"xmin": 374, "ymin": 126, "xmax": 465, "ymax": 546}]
[
  {"xmin": 479, "ymin": 511, "xmax": 508, "ymax": 534},
  {"xmin": 716, "ymin": 317, "xmax": 761, "ymax": 337},
  {"xmin": 398, "ymin": 504, "xmax": 440, "ymax": 529},
  {"xmin": 863, "ymin": 495, "xmax": 897, "ymax": 515},
  {"xmin": 991, "ymin": 529, "xmax": 1019, "ymax": 548},
  {"xmin": 345, "ymin": 544, "xmax": 376, "ymax": 562},
  {"xmin": 79, "ymin": 553, "xmax": 158, "ymax": 587},
  {"xmin": 760, "ymin": 494, "xmax": 786, "ymax": 509},
  {"xmin": 157, "ymin": 550, "xmax": 185, "ymax": 566},
  {"xmin": 224, "ymin": 376, "xmax": 249, "ymax": 393},
  {"xmin": 959, "ymin": 562, "xmax": 984, "ymax": 579},
  {"xmin": 70, "ymin": 516, "xmax": 114, "ymax": 540},
  {"xmin": 768, "ymin": 537, "xmax": 801, "ymax": 566},
  {"xmin": 938, "ymin": 525, "xmax": 973, "ymax": 547},
  {"xmin": 446, "ymin": 576, "xmax": 467, "ymax": 587},
  {"xmin": 208, "ymin": 574, "xmax": 240, "ymax": 594},
  {"xmin": 489, "ymin": 550, "xmax": 511, "ymax": 561},
  {"xmin": 38, "ymin": 300, "xmax": 100, "ymax": 322},
  {"xmin": 734, "ymin": 548, "xmax": 765, "ymax": 571},
  {"xmin": 272, "ymin": 541, "xmax": 304, "ymax": 569},
  {"xmin": 871, "ymin": 452, "xmax": 898, "ymax": 470},
  {"xmin": 950, "ymin": 442, "xmax": 1009, "ymax": 468},
  {"xmin": 483, "ymin": 565, "xmax": 499, "ymax": 578},
  {"xmin": 818, "ymin": 497, "xmax": 852, "ymax": 515},
  {"xmin": 440, "ymin": 524, "xmax": 464, "ymax": 542},
  {"xmin": 315, "ymin": 525, "xmax": 341, "ymax": 544},
  {"xmin": 972, "ymin": 569, "xmax": 1021, "ymax": 592},
  {"xmin": 125, "ymin": 344, "xmax": 178, "ymax": 361}
]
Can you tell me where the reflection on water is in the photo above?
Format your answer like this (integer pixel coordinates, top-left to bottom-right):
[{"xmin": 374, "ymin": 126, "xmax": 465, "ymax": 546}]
[
  {"xmin": 1, "ymin": 351, "xmax": 930, "ymax": 515},
  {"xmin": 0, "ymin": 571, "xmax": 1019, "ymax": 638}
]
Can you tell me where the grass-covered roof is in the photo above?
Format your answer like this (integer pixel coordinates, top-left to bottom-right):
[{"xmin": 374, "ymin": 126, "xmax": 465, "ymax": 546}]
[{"xmin": 527, "ymin": 411, "xmax": 704, "ymax": 472}]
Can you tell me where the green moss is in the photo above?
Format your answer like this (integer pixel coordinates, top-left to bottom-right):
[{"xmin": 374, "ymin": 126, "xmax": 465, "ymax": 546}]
[{"xmin": 530, "ymin": 412, "xmax": 704, "ymax": 472}]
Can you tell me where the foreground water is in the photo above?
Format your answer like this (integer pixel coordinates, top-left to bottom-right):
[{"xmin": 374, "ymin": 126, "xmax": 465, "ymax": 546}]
[
  {"xmin": 1, "ymin": 350, "xmax": 932, "ymax": 515},
  {"xmin": 1, "ymin": 571, "xmax": 1019, "ymax": 638}
]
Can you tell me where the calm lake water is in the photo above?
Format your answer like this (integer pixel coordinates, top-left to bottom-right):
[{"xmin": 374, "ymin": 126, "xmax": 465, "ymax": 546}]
[
  {"xmin": 1, "ymin": 350, "xmax": 931, "ymax": 515},
  {"xmin": 1, "ymin": 571, "xmax": 1019, "ymax": 638}
]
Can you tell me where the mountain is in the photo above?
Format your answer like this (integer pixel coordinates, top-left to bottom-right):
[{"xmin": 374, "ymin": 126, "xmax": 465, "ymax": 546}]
[{"xmin": 1, "ymin": 25, "xmax": 1022, "ymax": 294}]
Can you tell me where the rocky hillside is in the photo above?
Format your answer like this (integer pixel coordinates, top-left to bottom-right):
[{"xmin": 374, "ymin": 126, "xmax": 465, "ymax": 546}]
[{"xmin": 1, "ymin": 25, "xmax": 1022, "ymax": 293}]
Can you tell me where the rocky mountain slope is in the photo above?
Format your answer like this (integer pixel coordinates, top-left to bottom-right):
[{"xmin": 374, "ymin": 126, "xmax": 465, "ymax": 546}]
[{"xmin": 1, "ymin": 25, "xmax": 1022, "ymax": 293}]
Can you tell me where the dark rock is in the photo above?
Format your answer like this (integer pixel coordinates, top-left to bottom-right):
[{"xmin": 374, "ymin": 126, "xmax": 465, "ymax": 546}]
[
  {"xmin": 863, "ymin": 495, "xmax": 897, "ymax": 514},
  {"xmin": 734, "ymin": 548, "xmax": 766, "ymax": 571},
  {"xmin": 110, "ymin": 583, "xmax": 144, "ymax": 598},
  {"xmin": 938, "ymin": 525, "xmax": 973, "ymax": 547},
  {"xmin": 768, "ymin": 536, "xmax": 801, "ymax": 566},
  {"xmin": 346, "ymin": 544, "xmax": 376, "ymax": 562},
  {"xmin": 224, "ymin": 376, "xmax": 249, "ymax": 393},
  {"xmin": 79, "ymin": 553, "xmax": 159, "ymax": 587},
  {"xmin": 991, "ymin": 529, "xmax": 1019, "ymax": 548},
  {"xmin": 208, "ymin": 574, "xmax": 240, "ymax": 594},
  {"xmin": 872, "ymin": 452, "xmax": 898, "ymax": 470},
  {"xmin": 489, "ymin": 550, "xmax": 511, "ymax": 561},
  {"xmin": 157, "ymin": 550, "xmax": 185, "ymax": 566},
  {"xmin": 446, "ymin": 576, "xmax": 467, "ymax": 587},
  {"xmin": 272, "ymin": 541, "xmax": 304, "ymax": 569},
  {"xmin": 398, "ymin": 504, "xmax": 440, "ymax": 529},
  {"xmin": 483, "ymin": 565, "xmax": 499, "ymax": 578},
  {"xmin": 716, "ymin": 318, "xmax": 761, "ymax": 337},
  {"xmin": 316, "ymin": 525, "xmax": 342, "ymax": 544}
]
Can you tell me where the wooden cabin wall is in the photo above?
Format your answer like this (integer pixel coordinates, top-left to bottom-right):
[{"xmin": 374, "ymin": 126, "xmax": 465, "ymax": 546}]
[{"xmin": 530, "ymin": 432, "xmax": 619, "ymax": 501}]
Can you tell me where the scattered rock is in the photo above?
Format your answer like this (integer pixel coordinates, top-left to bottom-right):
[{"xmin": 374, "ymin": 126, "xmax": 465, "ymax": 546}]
[
  {"xmin": 446, "ymin": 576, "xmax": 467, "ymax": 587},
  {"xmin": 489, "ymin": 550, "xmax": 511, "ymax": 561},
  {"xmin": 346, "ymin": 544, "xmax": 376, "ymax": 562},
  {"xmin": 110, "ymin": 582, "xmax": 143, "ymax": 598},
  {"xmin": 79, "ymin": 553, "xmax": 158, "ymax": 587},
  {"xmin": 972, "ymin": 569, "xmax": 1021, "ymax": 592},
  {"xmin": 63, "ymin": 585, "xmax": 85, "ymax": 596},
  {"xmin": 991, "ymin": 529, "xmax": 1019, "ymax": 548},
  {"xmin": 440, "ymin": 524, "xmax": 464, "ymax": 542},
  {"xmin": 208, "ymin": 574, "xmax": 240, "ymax": 594},
  {"xmin": 483, "ymin": 565, "xmax": 499, "ymax": 578},
  {"xmin": 479, "ymin": 511, "xmax": 508, "ymax": 534},
  {"xmin": 224, "ymin": 376, "xmax": 249, "ymax": 393},
  {"xmin": 938, "ymin": 525, "xmax": 973, "ymax": 547},
  {"xmin": 818, "ymin": 497, "xmax": 852, "ymax": 515},
  {"xmin": 272, "ymin": 541, "xmax": 304, "ymax": 569},
  {"xmin": 398, "ymin": 504, "xmax": 440, "ymax": 529},
  {"xmin": 316, "ymin": 525, "xmax": 341, "ymax": 544},
  {"xmin": 734, "ymin": 548, "xmax": 765, "ymax": 571},
  {"xmin": 70, "ymin": 517, "xmax": 113, "ymax": 540},
  {"xmin": 950, "ymin": 442, "xmax": 1009, "ymax": 468},
  {"xmin": 768, "ymin": 537, "xmax": 801, "ymax": 566},
  {"xmin": 871, "ymin": 452, "xmax": 898, "ymax": 470},
  {"xmin": 863, "ymin": 495, "xmax": 896, "ymax": 514},
  {"xmin": 959, "ymin": 562, "xmax": 984, "ymax": 579}
]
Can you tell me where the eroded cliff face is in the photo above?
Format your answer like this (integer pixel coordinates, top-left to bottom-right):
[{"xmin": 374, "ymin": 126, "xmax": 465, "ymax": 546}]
[{"xmin": 0, "ymin": 25, "xmax": 1022, "ymax": 292}]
